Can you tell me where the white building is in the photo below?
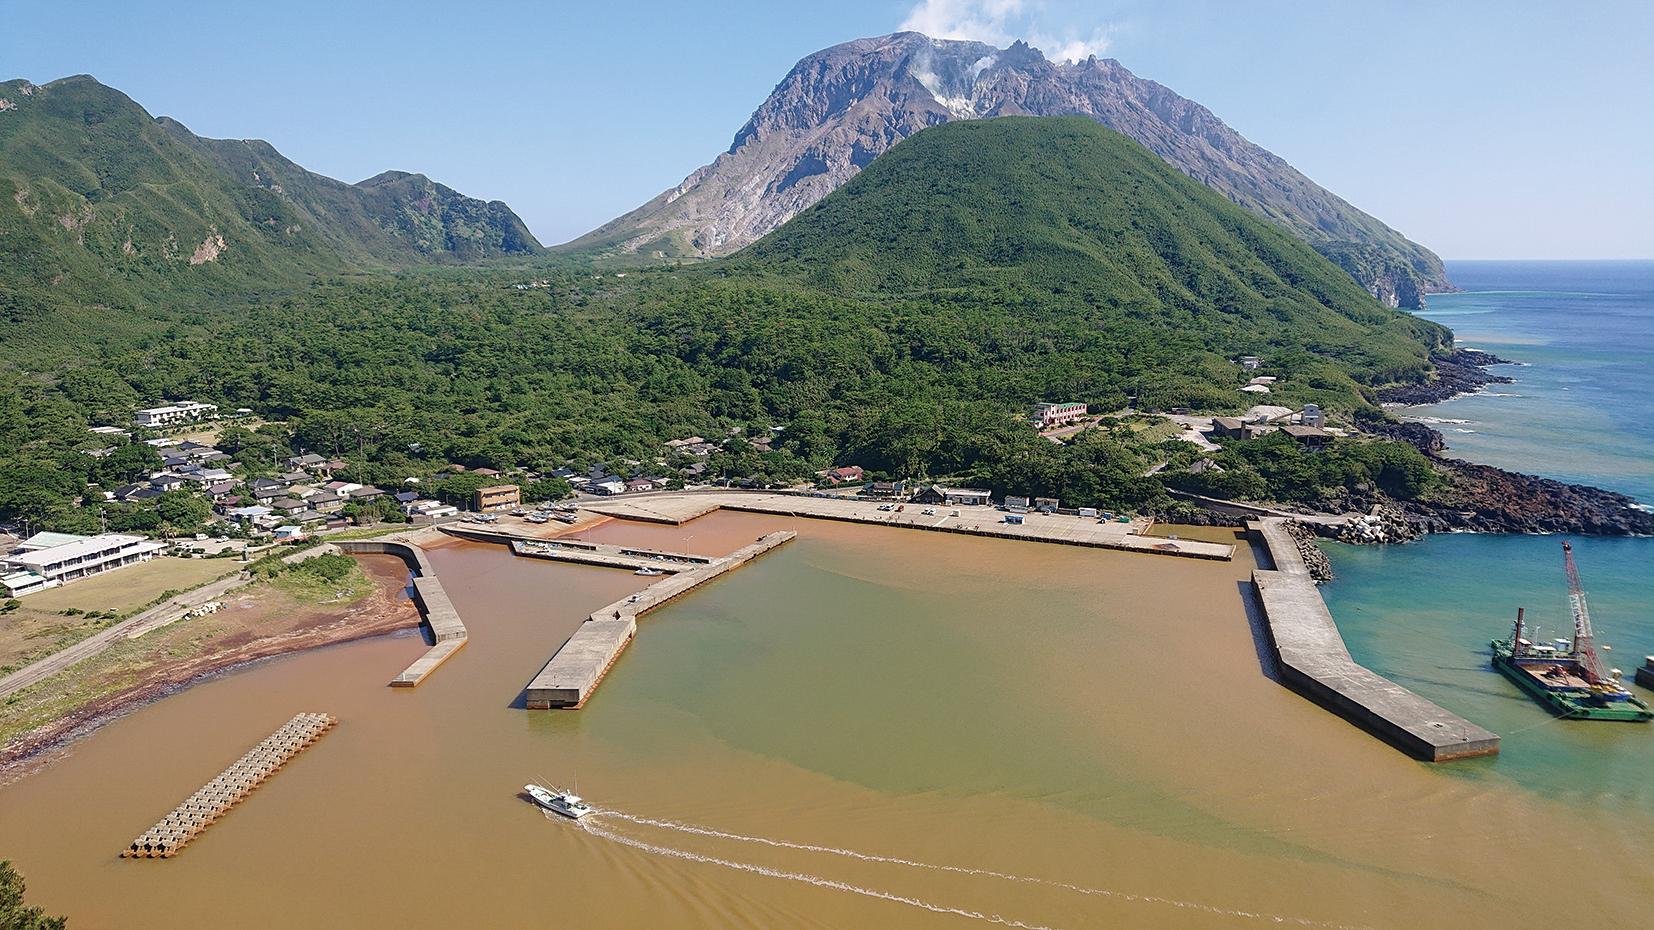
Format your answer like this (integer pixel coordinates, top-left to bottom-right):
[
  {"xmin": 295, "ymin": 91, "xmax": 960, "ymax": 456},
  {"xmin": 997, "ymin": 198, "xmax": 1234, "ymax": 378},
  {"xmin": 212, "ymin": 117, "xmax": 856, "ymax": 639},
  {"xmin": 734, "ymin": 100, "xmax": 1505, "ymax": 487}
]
[
  {"xmin": 133, "ymin": 401, "xmax": 219, "ymax": 429},
  {"xmin": 1, "ymin": 533, "xmax": 167, "ymax": 596}
]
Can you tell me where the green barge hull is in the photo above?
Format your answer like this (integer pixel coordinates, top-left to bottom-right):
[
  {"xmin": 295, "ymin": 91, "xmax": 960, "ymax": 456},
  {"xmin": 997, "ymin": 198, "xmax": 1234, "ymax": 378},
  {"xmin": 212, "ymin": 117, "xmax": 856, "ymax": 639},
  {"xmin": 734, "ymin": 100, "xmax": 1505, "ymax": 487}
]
[{"xmin": 1491, "ymin": 641, "xmax": 1654, "ymax": 722}]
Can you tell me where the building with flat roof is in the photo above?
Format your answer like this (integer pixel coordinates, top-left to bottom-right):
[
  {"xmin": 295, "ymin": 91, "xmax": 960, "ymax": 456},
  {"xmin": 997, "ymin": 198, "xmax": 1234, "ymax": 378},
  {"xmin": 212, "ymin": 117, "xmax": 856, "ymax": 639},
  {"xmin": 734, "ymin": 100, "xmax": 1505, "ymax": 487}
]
[
  {"xmin": 16, "ymin": 531, "xmax": 91, "ymax": 552},
  {"xmin": 1031, "ymin": 402, "xmax": 1088, "ymax": 429},
  {"xmin": 2, "ymin": 533, "xmax": 166, "ymax": 592},
  {"xmin": 133, "ymin": 401, "xmax": 218, "ymax": 429},
  {"xmin": 474, "ymin": 484, "xmax": 521, "ymax": 512}
]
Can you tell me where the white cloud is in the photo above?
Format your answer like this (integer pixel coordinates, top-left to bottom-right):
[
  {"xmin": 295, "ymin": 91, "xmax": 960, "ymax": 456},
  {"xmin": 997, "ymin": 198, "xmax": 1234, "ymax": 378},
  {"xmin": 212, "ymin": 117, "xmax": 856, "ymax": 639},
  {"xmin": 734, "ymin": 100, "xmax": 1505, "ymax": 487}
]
[
  {"xmin": 897, "ymin": 0, "xmax": 1113, "ymax": 63},
  {"xmin": 899, "ymin": 0, "xmax": 1026, "ymax": 45}
]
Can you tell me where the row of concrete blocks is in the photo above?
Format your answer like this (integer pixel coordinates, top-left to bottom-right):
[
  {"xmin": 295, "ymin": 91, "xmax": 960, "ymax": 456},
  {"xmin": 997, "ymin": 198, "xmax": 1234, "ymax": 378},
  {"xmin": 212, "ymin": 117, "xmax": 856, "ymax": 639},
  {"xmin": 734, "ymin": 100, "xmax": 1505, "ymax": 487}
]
[{"xmin": 123, "ymin": 713, "xmax": 336, "ymax": 858}]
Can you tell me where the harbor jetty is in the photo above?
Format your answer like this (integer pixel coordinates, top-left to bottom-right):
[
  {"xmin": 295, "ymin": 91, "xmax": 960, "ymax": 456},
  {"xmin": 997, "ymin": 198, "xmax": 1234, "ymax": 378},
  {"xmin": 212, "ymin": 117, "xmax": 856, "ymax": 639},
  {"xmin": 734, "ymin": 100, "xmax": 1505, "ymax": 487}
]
[
  {"xmin": 335, "ymin": 539, "xmax": 467, "ymax": 687},
  {"xmin": 439, "ymin": 524, "xmax": 711, "ymax": 572},
  {"xmin": 580, "ymin": 490, "xmax": 1235, "ymax": 561},
  {"xmin": 1248, "ymin": 518, "xmax": 1500, "ymax": 761},
  {"xmin": 524, "ymin": 531, "xmax": 796, "ymax": 708},
  {"xmin": 123, "ymin": 713, "xmax": 336, "ymax": 858}
]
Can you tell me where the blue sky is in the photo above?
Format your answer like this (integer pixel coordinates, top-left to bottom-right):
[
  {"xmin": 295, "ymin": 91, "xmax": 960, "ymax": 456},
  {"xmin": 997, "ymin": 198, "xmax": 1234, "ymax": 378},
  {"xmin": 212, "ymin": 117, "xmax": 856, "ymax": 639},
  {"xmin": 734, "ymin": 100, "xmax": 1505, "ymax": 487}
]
[{"xmin": 4, "ymin": 0, "xmax": 1650, "ymax": 258}]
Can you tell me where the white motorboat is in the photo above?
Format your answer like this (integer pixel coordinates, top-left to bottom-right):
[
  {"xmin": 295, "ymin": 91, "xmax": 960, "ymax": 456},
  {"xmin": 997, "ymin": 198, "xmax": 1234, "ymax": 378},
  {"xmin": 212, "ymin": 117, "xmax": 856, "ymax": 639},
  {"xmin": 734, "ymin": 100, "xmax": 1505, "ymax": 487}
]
[
  {"xmin": 634, "ymin": 566, "xmax": 665, "ymax": 576},
  {"xmin": 525, "ymin": 784, "xmax": 592, "ymax": 820}
]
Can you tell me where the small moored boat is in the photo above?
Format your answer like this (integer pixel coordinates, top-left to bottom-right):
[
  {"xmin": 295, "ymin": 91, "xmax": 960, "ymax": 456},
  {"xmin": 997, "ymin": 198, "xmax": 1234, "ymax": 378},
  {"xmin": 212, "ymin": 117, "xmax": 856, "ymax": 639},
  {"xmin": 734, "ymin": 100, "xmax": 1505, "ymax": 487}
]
[
  {"xmin": 634, "ymin": 566, "xmax": 665, "ymax": 576},
  {"xmin": 525, "ymin": 784, "xmax": 592, "ymax": 819}
]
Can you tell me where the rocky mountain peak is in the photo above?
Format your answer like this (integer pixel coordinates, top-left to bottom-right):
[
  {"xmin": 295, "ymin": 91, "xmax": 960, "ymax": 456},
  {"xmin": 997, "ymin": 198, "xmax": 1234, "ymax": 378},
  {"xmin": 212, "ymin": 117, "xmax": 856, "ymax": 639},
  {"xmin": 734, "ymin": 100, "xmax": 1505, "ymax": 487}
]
[{"xmin": 566, "ymin": 33, "xmax": 1449, "ymax": 306}]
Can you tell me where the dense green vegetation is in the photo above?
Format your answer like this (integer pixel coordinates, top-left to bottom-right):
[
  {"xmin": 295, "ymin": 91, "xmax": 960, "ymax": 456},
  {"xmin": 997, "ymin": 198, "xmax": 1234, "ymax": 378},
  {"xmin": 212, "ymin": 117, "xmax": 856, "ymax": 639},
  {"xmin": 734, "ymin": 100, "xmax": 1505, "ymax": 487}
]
[
  {"xmin": 1162, "ymin": 431, "xmax": 1439, "ymax": 510},
  {"xmin": 0, "ymin": 115, "xmax": 1457, "ymax": 528},
  {"xmin": 0, "ymin": 861, "xmax": 65, "ymax": 930}
]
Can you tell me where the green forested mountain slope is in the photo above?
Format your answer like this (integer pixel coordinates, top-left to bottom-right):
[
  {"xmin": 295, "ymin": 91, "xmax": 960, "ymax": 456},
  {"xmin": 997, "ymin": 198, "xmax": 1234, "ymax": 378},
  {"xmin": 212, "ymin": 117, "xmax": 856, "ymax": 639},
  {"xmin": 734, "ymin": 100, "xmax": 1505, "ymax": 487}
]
[
  {"xmin": 0, "ymin": 75, "xmax": 539, "ymax": 322},
  {"xmin": 734, "ymin": 116, "xmax": 1447, "ymax": 386}
]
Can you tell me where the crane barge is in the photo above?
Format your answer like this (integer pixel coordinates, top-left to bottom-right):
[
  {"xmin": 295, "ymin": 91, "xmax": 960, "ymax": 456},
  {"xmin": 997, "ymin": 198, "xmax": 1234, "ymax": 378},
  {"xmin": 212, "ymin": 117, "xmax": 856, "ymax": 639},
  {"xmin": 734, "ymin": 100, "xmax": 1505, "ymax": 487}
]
[{"xmin": 1490, "ymin": 541, "xmax": 1652, "ymax": 722}]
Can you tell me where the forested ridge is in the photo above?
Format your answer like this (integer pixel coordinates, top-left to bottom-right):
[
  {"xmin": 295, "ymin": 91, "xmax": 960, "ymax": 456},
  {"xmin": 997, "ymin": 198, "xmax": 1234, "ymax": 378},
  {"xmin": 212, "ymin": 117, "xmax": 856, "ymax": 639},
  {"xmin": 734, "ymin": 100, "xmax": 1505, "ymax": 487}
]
[{"xmin": 0, "ymin": 117, "xmax": 1457, "ymax": 531}]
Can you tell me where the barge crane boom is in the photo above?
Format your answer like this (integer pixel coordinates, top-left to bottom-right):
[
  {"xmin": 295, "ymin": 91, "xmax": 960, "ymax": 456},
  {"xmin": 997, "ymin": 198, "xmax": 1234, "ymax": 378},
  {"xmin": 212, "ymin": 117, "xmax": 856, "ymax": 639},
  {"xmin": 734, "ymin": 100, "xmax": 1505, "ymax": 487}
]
[{"xmin": 1563, "ymin": 541, "xmax": 1609, "ymax": 685}]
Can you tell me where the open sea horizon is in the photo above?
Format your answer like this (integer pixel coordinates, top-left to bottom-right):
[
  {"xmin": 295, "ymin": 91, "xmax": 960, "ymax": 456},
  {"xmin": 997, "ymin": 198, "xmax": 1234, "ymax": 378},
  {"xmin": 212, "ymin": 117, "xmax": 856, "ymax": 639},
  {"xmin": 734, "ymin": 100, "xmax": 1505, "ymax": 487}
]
[{"xmin": 1325, "ymin": 259, "xmax": 1654, "ymax": 801}]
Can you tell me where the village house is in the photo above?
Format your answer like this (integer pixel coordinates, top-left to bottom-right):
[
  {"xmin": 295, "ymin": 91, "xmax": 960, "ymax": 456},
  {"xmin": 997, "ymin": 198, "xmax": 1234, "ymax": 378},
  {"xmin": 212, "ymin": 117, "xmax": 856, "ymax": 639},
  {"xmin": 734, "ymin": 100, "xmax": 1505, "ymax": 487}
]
[
  {"xmin": 287, "ymin": 452, "xmax": 329, "ymax": 471},
  {"xmin": 819, "ymin": 465, "xmax": 864, "ymax": 484},
  {"xmin": 270, "ymin": 497, "xmax": 308, "ymax": 516},
  {"xmin": 207, "ymin": 480, "xmax": 243, "ymax": 501},
  {"xmin": 1280, "ymin": 425, "xmax": 1334, "ymax": 449},
  {"xmin": 587, "ymin": 475, "xmax": 627, "ymax": 496}
]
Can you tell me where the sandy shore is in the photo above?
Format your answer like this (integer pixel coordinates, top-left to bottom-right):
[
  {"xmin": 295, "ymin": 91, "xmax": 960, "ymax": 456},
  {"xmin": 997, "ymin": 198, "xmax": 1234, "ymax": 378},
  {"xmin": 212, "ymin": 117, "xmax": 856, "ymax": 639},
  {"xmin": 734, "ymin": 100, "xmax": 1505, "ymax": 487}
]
[{"xmin": 0, "ymin": 557, "xmax": 420, "ymax": 785}]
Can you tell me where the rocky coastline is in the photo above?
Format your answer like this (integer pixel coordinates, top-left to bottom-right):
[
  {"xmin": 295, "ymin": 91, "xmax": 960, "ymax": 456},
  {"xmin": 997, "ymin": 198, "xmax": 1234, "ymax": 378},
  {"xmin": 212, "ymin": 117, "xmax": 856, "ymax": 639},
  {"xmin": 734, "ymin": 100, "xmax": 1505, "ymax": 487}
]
[
  {"xmin": 1366, "ymin": 418, "xmax": 1654, "ymax": 537},
  {"xmin": 1376, "ymin": 348, "xmax": 1515, "ymax": 406}
]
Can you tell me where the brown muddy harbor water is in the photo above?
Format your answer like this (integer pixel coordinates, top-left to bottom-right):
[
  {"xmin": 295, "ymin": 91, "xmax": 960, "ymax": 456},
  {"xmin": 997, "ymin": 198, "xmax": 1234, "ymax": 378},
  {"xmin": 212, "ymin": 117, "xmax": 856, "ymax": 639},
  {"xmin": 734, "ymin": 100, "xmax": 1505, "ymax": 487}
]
[{"xmin": 3, "ymin": 511, "xmax": 1651, "ymax": 928}]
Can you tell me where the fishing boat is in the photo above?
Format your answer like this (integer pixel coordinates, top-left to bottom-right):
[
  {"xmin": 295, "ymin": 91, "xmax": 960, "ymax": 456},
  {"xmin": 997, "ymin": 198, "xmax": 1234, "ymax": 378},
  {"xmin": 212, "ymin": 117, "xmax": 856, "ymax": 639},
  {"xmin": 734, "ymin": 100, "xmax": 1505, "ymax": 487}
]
[
  {"xmin": 524, "ymin": 784, "xmax": 592, "ymax": 819},
  {"xmin": 1490, "ymin": 542, "xmax": 1652, "ymax": 722}
]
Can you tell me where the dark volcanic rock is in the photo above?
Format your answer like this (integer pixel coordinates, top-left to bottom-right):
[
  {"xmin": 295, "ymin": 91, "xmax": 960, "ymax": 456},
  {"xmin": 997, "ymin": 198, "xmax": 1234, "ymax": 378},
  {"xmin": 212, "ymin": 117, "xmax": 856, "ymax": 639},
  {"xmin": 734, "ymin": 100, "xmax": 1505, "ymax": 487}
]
[
  {"xmin": 1410, "ymin": 460, "xmax": 1654, "ymax": 536},
  {"xmin": 1369, "ymin": 418, "xmax": 1653, "ymax": 536},
  {"xmin": 569, "ymin": 32, "xmax": 1451, "ymax": 307},
  {"xmin": 1377, "ymin": 348, "xmax": 1515, "ymax": 405},
  {"xmin": 1362, "ymin": 420, "xmax": 1448, "ymax": 455}
]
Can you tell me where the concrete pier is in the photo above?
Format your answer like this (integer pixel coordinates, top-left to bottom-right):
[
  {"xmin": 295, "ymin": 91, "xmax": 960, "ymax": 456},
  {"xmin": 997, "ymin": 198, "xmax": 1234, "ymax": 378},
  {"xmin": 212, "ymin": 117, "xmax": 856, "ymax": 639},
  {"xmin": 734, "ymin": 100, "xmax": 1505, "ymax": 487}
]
[
  {"xmin": 336, "ymin": 539, "xmax": 467, "ymax": 686},
  {"xmin": 1248, "ymin": 519, "xmax": 1499, "ymax": 761},
  {"xmin": 524, "ymin": 531, "xmax": 796, "ymax": 709},
  {"xmin": 441, "ymin": 524, "xmax": 711, "ymax": 572},
  {"xmin": 580, "ymin": 491, "xmax": 1234, "ymax": 561},
  {"xmin": 123, "ymin": 713, "xmax": 336, "ymax": 858}
]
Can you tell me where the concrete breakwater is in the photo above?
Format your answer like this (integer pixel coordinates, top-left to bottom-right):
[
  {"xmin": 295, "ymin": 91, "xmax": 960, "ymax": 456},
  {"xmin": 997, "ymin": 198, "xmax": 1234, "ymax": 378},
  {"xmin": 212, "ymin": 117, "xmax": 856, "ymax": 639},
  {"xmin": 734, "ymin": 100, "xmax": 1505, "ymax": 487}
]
[
  {"xmin": 1248, "ymin": 518, "xmax": 1500, "ymax": 761},
  {"xmin": 583, "ymin": 491, "xmax": 1236, "ymax": 561},
  {"xmin": 439, "ymin": 524, "xmax": 712, "ymax": 572},
  {"xmin": 335, "ymin": 539, "xmax": 467, "ymax": 687},
  {"xmin": 524, "ymin": 531, "xmax": 797, "ymax": 709},
  {"xmin": 123, "ymin": 713, "xmax": 336, "ymax": 858}
]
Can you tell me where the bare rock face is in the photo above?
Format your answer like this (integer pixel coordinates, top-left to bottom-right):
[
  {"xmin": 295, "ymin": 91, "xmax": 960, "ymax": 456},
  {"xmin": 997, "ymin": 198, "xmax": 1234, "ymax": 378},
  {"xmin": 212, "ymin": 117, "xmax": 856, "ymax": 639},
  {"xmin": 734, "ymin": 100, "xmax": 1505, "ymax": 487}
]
[{"xmin": 570, "ymin": 32, "xmax": 1449, "ymax": 306}]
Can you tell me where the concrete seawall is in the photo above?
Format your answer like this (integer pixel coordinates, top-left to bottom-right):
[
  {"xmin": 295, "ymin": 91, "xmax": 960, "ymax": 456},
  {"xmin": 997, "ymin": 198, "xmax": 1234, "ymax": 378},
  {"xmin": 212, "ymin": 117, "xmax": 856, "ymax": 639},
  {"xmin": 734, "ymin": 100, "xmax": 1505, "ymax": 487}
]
[
  {"xmin": 524, "ymin": 531, "xmax": 797, "ymax": 709},
  {"xmin": 1247, "ymin": 519, "xmax": 1499, "ymax": 762},
  {"xmin": 335, "ymin": 539, "xmax": 467, "ymax": 686}
]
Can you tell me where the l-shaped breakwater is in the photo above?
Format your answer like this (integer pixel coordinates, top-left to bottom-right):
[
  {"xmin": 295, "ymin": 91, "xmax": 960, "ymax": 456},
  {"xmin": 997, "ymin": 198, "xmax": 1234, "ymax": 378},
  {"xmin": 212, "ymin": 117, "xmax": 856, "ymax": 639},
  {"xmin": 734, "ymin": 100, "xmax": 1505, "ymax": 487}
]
[
  {"xmin": 335, "ymin": 539, "xmax": 468, "ymax": 687},
  {"xmin": 581, "ymin": 491, "xmax": 1236, "ymax": 561},
  {"xmin": 523, "ymin": 531, "xmax": 797, "ymax": 708},
  {"xmin": 1248, "ymin": 518, "xmax": 1499, "ymax": 761}
]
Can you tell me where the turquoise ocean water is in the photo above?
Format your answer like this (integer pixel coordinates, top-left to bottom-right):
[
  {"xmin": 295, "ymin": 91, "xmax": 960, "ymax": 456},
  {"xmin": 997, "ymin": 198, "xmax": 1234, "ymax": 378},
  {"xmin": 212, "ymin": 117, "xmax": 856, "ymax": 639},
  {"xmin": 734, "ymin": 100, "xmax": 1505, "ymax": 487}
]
[{"xmin": 1323, "ymin": 261, "xmax": 1654, "ymax": 798}]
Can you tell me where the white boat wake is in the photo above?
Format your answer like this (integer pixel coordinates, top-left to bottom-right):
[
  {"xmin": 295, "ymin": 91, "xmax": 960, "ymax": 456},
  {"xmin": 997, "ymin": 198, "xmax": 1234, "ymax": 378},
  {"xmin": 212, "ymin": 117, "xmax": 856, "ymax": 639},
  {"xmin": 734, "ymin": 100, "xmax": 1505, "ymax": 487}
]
[
  {"xmin": 584, "ymin": 808, "xmax": 1370, "ymax": 930},
  {"xmin": 579, "ymin": 817, "xmax": 1063, "ymax": 930}
]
